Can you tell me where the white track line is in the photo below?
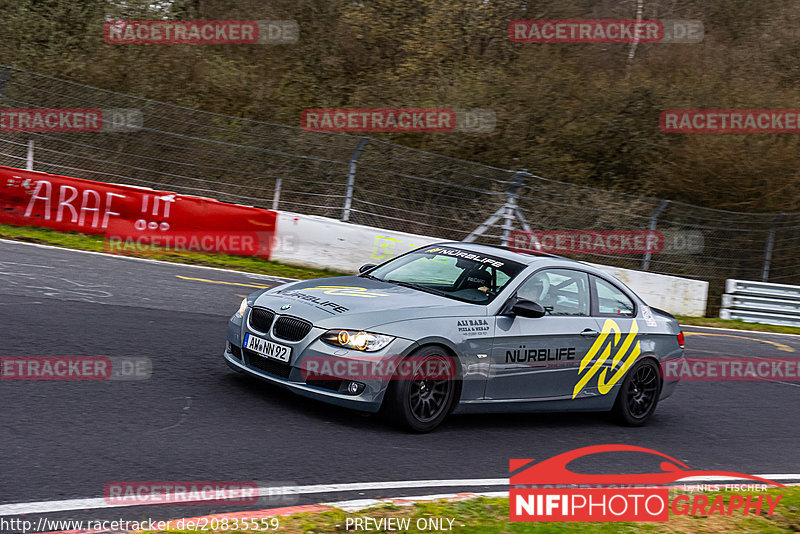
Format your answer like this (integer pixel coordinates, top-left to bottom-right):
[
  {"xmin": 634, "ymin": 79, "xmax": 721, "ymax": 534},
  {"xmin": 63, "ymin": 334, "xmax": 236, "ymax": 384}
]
[
  {"xmin": 0, "ymin": 238, "xmax": 297, "ymax": 283},
  {"xmin": 3, "ymin": 475, "xmax": 800, "ymax": 516}
]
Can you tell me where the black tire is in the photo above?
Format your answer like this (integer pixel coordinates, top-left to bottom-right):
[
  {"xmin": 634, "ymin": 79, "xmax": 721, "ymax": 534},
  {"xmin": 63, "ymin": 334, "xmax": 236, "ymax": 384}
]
[
  {"xmin": 383, "ymin": 346, "xmax": 457, "ymax": 433},
  {"xmin": 611, "ymin": 358, "xmax": 662, "ymax": 426}
]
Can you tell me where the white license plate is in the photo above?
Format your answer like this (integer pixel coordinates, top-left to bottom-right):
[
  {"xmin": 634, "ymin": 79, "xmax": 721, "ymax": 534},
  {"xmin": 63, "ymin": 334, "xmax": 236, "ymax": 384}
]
[{"xmin": 243, "ymin": 333, "xmax": 291, "ymax": 363}]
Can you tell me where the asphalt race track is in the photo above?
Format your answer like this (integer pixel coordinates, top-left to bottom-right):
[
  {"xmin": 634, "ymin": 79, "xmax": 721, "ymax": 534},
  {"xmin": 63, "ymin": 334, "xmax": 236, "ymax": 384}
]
[{"xmin": 1, "ymin": 239, "xmax": 799, "ymax": 527}]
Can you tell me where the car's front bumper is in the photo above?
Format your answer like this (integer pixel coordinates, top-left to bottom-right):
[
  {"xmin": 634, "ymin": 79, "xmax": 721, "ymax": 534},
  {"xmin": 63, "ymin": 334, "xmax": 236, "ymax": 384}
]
[{"xmin": 224, "ymin": 309, "xmax": 417, "ymax": 413}]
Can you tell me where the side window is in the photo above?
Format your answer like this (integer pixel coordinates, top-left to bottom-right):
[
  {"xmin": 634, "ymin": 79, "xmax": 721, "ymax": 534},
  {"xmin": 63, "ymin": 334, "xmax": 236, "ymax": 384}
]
[
  {"xmin": 594, "ymin": 277, "xmax": 635, "ymax": 316},
  {"xmin": 517, "ymin": 269, "xmax": 590, "ymax": 316},
  {"xmin": 494, "ymin": 269, "xmax": 511, "ymax": 288}
]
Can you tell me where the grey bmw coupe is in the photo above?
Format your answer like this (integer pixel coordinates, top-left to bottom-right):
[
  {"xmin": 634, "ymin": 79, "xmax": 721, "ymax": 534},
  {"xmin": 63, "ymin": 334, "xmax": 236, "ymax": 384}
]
[{"xmin": 224, "ymin": 243, "xmax": 684, "ymax": 432}]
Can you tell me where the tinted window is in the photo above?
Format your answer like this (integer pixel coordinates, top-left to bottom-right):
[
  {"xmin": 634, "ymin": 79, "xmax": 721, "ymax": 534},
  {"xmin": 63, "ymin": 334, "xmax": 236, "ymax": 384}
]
[
  {"xmin": 517, "ymin": 269, "xmax": 590, "ymax": 316},
  {"xmin": 594, "ymin": 277, "xmax": 635, "ymax": 316},
  {"xmin": 368, "ymin": 246, "xmax": 526, "ymax": 304}
]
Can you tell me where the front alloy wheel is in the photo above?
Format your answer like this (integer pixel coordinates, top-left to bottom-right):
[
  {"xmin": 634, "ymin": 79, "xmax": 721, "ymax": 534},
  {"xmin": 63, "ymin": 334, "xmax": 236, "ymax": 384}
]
[{"xmin": 384, "ymin": 347, "xmax": 456, "ymax": 433}]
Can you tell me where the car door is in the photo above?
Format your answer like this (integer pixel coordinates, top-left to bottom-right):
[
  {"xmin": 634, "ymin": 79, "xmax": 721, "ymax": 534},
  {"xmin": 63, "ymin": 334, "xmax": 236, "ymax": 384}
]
[
  {"xmin": 485, "ymin": 268, "xmax": 601, "ymax": 400},
  {"xmin": 571, "ymin": 275, "xmax": 641, "ymax": 399}
]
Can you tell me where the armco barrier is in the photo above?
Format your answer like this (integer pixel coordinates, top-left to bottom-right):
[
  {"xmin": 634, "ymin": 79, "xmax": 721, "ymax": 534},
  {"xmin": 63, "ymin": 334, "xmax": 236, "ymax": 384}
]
[
  {"xmin": 0, "ymin": 166, "xmax": 277, "ymax": 258},
  {"xmin": 270, "ymin": 211, "xmax": 439, "ymax": 271},
  {"xmin": 720, "ymin": 279, "xmax": 800, "ymax": 327},
  {"xmin": 271, "ymin": 212, "xmax": 709, "ymax": 316}
]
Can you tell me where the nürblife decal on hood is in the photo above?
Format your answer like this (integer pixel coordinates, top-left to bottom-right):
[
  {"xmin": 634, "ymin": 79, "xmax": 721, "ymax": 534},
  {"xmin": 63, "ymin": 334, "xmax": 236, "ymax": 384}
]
[
  {"xmin": 272, "ymin": 284, "xmax": 391, "ymax": 314},
  {"xmin": 274, "ymin": 288, "xmax": 349, "ymax": 313},
  {"xmin": 302, "ymin": 285, "xmax": 389, "ymax": 298}
]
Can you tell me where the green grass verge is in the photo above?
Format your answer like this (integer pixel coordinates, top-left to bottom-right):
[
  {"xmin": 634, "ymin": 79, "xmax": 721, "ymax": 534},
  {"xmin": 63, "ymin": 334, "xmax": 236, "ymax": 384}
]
[
  {"xmin": 675, "ymin": 315, "xmax": 800, "ymax": 335},
  {"xmin": 142, "ymin": 487, "xmax": 799, "ymax": 533},
  {"xmin": 0, "ymin": 223, "xmax": 346, "ymax": 280}
]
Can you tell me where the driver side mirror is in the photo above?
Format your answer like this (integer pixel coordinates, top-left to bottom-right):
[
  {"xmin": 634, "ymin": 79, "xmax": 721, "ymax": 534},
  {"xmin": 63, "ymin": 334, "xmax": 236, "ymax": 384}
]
[
  {"xmin": 359, "ymin": 264, "xmax": 377, "ymax": 274},
  {"xmin": 509, "ymin": 298, "xmax": 546, "ymax": 318}
]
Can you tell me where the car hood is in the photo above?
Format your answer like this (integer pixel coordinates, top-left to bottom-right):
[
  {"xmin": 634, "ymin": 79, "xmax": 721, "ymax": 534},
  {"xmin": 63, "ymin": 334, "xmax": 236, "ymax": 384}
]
[{"xmin": 254, "ymin": 276, "xmax": 484, "ymax": 329}]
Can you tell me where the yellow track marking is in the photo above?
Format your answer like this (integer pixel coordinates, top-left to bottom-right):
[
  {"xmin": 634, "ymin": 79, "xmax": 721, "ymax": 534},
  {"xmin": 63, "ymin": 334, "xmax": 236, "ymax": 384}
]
[
  {"xmin": 684, "ymin": 332, "xmax": 795, "ymax": 352},
  {"xmin": 176, "ymin": 275, "xmax": 272, "ymax": 289}
]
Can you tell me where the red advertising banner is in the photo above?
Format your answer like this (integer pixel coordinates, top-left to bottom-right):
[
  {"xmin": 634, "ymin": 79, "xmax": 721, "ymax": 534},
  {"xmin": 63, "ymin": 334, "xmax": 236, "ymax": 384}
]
[{"xmin": 0, "ymin": 166, "xmax": 276, "ymax": 258}]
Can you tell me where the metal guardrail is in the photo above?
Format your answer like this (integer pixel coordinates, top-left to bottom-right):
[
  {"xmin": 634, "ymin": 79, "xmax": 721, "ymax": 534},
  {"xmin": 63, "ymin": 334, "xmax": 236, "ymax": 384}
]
[{"xmin": 720, "ymin": 279, "xmax": 800, "ymax": 327}]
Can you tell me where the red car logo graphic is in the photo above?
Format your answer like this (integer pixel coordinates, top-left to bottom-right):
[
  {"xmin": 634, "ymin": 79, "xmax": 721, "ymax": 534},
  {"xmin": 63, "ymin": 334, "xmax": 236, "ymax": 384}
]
[{"xmin": 510, "ymin": 444, "xmax": 784, "ymax": 487}]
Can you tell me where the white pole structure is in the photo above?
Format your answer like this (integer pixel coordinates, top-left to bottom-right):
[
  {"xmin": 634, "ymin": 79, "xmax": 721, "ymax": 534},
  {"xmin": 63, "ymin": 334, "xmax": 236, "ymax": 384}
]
[{"xmin": 26, "ymin": 140, "xmax": 34, "ymax": 170}]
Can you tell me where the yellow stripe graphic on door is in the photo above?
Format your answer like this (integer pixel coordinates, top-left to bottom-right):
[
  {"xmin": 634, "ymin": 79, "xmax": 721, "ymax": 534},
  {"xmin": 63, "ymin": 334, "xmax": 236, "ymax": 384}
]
[{"xmin": 573, "ymin": 319, "xmax": 641, "ymax": 399}]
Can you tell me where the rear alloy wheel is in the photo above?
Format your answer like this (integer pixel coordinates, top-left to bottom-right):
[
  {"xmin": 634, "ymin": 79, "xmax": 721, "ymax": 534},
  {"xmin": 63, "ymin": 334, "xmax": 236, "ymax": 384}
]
[
  {"xmin": 384, "ymin": 347, "xmax": 456, "ymax": 433},
  {"xmin": 612, "ymin": 358, "xmax": 661, "ymax": 426}
]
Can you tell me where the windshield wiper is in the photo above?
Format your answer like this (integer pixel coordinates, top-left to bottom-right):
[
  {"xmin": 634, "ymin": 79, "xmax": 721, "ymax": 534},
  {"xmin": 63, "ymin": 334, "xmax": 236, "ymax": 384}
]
[
  {"xmin": 385, "ymin": 279, "xmax": 445, "ymax": 296},
  {"xmin": 359, "ymin": 273, "xmax": 381, "ymax": 280}
]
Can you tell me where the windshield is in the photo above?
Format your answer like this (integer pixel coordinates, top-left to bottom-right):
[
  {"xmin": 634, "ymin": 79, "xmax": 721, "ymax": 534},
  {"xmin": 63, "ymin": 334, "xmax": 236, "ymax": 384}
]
[{"xmin": 366, "ymin": 245, "xmax": 526, "ymax": 304}]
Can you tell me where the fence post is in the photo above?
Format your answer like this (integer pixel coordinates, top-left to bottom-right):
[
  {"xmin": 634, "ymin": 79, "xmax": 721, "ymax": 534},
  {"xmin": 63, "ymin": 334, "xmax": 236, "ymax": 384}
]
[
  {"xmin": 762, "ymin": 213, "xmax": 785, "ymax": 281},
  {"xmin": 271, "ymin": 177, "xmax": 282, "ymax": 210},
  {"xmin": 26, "ymin": 140, "xmax": 34, "ymax": 170},
  {"xmin": 640, "ymin": 199, "xmax": 671, "ymax": 271},
  {"xmin": 342, "ymin": 137, "xmax": 368, "ymax": 222},
  {"xmin": 0, "ymin": 66, "xmax": 10, "ymax": 102}
]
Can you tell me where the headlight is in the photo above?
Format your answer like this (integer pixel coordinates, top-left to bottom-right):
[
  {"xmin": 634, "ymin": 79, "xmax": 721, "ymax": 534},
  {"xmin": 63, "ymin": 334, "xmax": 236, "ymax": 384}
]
[
  {"xmin": 234, "ymin": 298, "xmax": 249, "ymax": 318},
  {"xmin": 321, "ymin": 329, "xmax": 395, "ymax": 352}
]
